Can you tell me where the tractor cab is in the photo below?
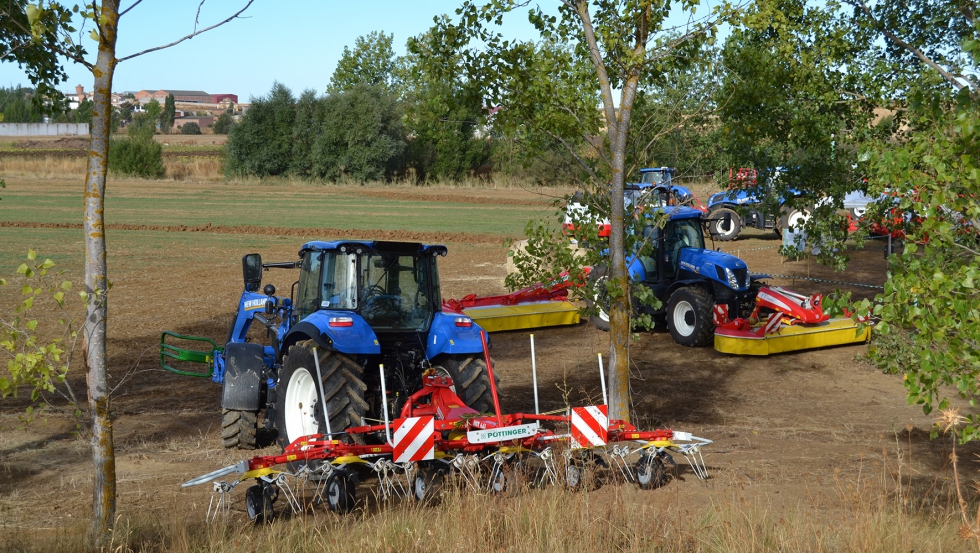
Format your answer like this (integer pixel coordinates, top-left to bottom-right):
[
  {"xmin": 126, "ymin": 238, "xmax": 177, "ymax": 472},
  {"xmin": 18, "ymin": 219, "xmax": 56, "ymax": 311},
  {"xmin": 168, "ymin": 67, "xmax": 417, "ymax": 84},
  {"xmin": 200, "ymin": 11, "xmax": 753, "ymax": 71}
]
[
  {"xmin": 295, "ymin": 241, "xmax": 445, "ymax": 332},
  {"xmin": 625, "ymin": 207, "xmax": 755, "ymax": 328}
]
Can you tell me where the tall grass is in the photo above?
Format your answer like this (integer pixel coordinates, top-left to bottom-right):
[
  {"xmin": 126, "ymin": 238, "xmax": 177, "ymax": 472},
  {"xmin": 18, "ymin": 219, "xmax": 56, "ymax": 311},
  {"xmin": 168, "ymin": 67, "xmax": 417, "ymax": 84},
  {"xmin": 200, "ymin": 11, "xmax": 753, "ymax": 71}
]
[
  {"xmin": 0, "ymin": 155, "xmax": 224, "ymax": 181},
  {"xmin": 2, "ymin": 459, "xmax": 962, "ymax": 553}
]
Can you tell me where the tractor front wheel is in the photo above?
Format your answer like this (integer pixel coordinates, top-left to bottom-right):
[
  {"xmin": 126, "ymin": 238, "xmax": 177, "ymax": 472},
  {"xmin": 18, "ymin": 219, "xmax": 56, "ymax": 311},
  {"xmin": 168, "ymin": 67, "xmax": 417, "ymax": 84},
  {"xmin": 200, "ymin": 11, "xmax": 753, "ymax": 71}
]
[
  {"xmin": 666, "ymin": 287, "xmax": 715, "ymax": 347},
  {"xmin": 584, "ymin": 265, "xmax": 611, "ymax": 331},
  {"xmin": 431, "ymin": 354, "xmax": 498, "ymax": 415},
  {"xmin": 221, "ymin": 409, "xmax": 257, "ymax": 449},
  {"xmin": 273, "ymin": 342, "xmax": 368, "ymax": 450}
]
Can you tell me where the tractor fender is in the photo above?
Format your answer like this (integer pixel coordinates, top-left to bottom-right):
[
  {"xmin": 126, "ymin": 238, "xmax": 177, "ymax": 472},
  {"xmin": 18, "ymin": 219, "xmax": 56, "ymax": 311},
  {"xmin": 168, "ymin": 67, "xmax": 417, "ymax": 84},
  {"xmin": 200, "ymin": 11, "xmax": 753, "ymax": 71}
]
[
  {"xmin": 221, "ymin": 342, "xmax": 266, "ymax": 411},
  {"xmin": 281, "ymin": 310, "xmax": 381, "ymax": 357},
  {"xmin": 425, "ymin": 311, "xmax": 486, "ymax": 359},
  {"xmin": 664, "ymin": 278, "xmax": 713, "ymax": 302}
]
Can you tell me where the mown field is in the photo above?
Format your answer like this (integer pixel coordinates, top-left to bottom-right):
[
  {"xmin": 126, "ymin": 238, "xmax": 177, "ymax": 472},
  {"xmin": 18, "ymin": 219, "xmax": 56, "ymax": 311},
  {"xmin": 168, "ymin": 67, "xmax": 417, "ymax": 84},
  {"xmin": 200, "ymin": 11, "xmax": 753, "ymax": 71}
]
[{"xmin": 0, "ymin": 170, "xmax": 975, "ymax": 552}]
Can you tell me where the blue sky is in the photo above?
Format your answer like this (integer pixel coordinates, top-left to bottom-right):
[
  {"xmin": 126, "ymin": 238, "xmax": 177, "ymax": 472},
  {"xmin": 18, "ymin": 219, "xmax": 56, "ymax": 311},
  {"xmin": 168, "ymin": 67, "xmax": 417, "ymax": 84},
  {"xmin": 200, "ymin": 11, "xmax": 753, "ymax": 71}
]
[
  {"xmin": 0, "ymin": 0, "xmax": 539, "ymax": 100},
  {"xmin": 0, "ymin": 0, "xmax": 723, "ymax": 101}
]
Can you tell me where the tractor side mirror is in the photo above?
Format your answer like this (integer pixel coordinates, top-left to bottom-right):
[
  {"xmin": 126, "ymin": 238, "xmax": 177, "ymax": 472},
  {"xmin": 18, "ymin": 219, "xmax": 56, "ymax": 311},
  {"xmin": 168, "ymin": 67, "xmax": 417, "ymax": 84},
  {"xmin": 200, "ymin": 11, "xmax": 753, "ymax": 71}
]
[{"xmin": 242, "ymin": 253, "xmax": 262, "ymax": 292}]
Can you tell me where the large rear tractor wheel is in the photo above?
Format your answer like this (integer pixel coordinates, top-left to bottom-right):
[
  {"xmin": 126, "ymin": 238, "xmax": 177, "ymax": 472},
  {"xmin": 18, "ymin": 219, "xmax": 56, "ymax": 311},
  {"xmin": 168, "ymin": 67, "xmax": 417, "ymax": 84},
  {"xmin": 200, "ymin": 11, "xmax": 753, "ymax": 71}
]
[
  {"xmin": 584, "ymin": 265, "xmax": 611, "ymax": 331},
  {"xmin": 708, "ymin": 207, "xmax": 742, "ymax": 241},
  {"xmin": 221, "ymin": 408, "xmax": 257, "ymax": 449},
  {"xmin": 432, "ymin": 355, "xmax": 498, "ymax": 415},
  {"xmin": 779, "ymin": 205, "xmax": 811, "ymax": 233},
  {"xmin": 274, "ymin": 342, "xmax": 368, "ymax": 450},
  {"xmin": 666, "ymin": 287, "xmax": 715, "ymax": 347}
]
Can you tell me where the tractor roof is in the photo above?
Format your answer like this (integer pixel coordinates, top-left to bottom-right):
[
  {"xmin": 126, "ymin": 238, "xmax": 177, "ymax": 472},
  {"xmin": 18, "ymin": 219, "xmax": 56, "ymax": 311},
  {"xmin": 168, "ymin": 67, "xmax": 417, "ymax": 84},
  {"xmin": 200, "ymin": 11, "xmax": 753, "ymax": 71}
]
[
  {"xmin": 659, "ymin": 206, "xmax": 704, "ymax": 220},
  {"xmin": 299, "ymin": 240, "xmax": 448, "ymax": 257}
]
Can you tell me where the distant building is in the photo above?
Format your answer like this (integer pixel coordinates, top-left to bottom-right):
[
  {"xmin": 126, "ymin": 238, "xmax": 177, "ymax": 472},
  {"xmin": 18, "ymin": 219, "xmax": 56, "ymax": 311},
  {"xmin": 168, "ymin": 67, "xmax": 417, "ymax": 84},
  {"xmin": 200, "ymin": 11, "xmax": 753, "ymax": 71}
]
[
  {"xmin": 135, "ymin": 89, "xmax": 213, "ymax": 104},
  {"xmin": 211, "ymin": 94, "xmax": 238, "ymax": 105},
  {"xmin": 66, "ymin": 84, "xmax": 88, "ymax": 109}
]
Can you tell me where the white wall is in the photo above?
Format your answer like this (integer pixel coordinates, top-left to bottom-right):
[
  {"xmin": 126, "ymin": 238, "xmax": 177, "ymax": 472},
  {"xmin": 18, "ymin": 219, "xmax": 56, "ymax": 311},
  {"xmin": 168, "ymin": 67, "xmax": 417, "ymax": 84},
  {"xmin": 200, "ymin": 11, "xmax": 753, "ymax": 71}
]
[{"xmin": 0, "ymin": 123, "xmax": 90, "ymax": 136}]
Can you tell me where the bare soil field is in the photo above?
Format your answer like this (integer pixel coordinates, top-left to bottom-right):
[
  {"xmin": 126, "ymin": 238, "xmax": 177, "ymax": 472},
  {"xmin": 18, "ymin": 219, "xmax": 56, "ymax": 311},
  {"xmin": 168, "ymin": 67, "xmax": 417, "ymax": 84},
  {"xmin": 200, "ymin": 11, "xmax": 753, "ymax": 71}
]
[{"xmin": 0, "ymin": 180, "xmax": 972, "ymax": 550}]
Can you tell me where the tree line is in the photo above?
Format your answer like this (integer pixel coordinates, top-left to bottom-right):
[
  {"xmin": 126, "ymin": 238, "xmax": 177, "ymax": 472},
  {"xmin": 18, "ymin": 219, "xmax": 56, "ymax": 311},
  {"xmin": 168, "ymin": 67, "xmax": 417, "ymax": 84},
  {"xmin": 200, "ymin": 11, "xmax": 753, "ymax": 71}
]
[{"xmin": 225, "ymin": 31, "xmax": 727, "ymax": 184}]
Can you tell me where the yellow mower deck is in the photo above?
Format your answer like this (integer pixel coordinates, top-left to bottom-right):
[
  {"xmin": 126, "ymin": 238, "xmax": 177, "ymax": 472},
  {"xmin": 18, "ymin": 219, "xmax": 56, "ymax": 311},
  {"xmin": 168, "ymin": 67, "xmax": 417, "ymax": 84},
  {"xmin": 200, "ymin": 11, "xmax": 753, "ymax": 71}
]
[
  {"xmin": 462, "ymin": 301, "xmax": 581, "ymax": 332},
  {"xmin": 714, "ymin": 318, "xmax": 871, "ymax": 356}
]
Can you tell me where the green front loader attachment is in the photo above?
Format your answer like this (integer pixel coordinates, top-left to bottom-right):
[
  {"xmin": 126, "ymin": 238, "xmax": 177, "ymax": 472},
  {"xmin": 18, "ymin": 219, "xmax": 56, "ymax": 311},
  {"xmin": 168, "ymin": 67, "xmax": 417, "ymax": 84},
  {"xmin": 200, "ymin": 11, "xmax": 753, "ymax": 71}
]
[{"xmin": 160, "ymin": 331, "xmax": 222, "ymax": 378}]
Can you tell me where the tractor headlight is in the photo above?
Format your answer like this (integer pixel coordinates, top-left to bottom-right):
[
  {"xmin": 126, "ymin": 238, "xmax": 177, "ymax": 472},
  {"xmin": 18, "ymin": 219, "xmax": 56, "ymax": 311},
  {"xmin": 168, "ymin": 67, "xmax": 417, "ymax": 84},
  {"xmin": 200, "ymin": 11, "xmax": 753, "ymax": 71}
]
[{"xmin": 724, "ymin": 267, "xmax": 740, "ymax": 290}]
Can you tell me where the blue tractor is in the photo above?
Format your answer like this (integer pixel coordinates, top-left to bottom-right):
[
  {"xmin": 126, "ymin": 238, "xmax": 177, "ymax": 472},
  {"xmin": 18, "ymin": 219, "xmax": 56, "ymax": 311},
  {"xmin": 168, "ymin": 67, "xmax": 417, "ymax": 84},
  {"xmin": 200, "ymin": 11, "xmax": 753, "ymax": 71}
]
[
  {"xmin": 705, "ymin": 168, "xmax": 808, "ymax": 241},
  {"xmin": 587, "ymin": 207, "xmax": 760, "ymax": 347},
  {"xmin": 161, "ymin": 240, "xmax": 495, "ymax": 449}
]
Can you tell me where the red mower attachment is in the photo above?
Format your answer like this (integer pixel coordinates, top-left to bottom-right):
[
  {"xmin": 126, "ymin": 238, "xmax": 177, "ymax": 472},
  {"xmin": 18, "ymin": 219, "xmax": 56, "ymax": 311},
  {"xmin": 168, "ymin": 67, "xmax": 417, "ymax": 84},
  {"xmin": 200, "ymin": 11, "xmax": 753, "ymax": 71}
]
[
  {"xmin": 442, "ymin": 273, "xmax": 585, "ymax": 332},
  {"xmin": 183, "ymin": 352, "xmax": 712, "ymax": 523},
  {"xmin": 714, "ymin": 285, "xmax": 871, "ymax": 356}
]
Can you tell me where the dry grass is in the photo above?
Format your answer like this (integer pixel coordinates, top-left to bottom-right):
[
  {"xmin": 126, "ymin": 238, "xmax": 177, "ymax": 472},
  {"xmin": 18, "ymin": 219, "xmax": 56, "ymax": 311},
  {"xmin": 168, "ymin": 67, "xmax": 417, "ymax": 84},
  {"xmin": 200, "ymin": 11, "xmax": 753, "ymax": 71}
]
[
  {"xmin": 0, "ymin": 156, "xmax": 87, "ymax": 178},
  {"xmin": 0, "ymin": 155, "xmax": 224, "ymax": 182},
  {"xmin": 1, "ymin": 454, "xmax": 963, "ymax": 553}
]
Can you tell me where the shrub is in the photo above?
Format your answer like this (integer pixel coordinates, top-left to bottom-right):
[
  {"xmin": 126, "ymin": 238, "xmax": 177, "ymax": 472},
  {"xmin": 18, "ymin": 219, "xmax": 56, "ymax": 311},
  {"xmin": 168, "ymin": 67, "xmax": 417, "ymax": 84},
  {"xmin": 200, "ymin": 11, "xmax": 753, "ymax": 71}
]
[
  {"xmin": 180, "ymin": 122, "xmax": 201, "ymax": 135},
  {"xmin": 108, "ymin": 137, "xmax": 165, "ymax": 178},
  {"xmin": 127, "ymin": 112, "xmax": 155, "ymax": 141},
  {"xmin": 213, "ymin": 112, "xmax": 234, "ymax": 134}
]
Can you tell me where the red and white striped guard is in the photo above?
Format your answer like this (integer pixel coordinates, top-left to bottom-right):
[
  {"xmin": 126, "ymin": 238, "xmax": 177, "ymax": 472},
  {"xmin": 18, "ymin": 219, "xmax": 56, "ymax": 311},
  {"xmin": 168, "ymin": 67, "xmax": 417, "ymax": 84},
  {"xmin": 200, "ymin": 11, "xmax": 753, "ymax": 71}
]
[
  {"xmin": 393, "ymin": 416, "xmax": 435, "ymax": 463},
  {"xmin": 571, "ymin": 405, "xmax": 608, "ymax": 449}
]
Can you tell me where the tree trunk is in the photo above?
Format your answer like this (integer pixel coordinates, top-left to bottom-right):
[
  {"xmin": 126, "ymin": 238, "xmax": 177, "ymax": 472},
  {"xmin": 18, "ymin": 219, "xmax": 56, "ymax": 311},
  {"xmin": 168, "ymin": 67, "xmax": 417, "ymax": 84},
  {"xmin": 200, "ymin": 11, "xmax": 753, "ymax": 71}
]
[{"xmin": 84, "ymin": 1, "xmax": 119, "ymax": 547}]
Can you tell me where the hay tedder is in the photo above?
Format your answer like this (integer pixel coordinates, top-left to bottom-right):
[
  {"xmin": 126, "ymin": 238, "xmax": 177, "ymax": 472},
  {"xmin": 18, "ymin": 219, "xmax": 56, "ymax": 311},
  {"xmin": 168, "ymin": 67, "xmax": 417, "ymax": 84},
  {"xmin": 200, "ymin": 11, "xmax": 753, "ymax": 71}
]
[{"xmin": 183, "ymin": 351, "xmax": 711, "ymax": 523}]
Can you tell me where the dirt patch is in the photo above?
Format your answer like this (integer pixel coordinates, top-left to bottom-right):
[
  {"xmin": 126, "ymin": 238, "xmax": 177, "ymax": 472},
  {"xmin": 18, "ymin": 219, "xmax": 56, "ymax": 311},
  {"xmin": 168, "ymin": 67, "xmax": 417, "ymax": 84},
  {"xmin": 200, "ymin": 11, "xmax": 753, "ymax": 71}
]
[
  {"xmin": 15, "ymin": 137, "xmax": 90, "ymax": 150},
  {"xmin": 353, "ymin": 188, "xmax": 558, "ymax": 207},
  {"xmin": 0, "ymin": 221, "xmax": 513, "ymax": 245}
]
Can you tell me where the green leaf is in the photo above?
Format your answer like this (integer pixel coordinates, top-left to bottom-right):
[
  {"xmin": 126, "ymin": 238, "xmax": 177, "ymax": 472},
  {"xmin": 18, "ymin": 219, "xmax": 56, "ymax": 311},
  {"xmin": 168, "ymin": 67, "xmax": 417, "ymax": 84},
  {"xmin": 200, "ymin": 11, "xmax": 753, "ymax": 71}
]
[{"xmin": 27, "ymin": 250, "xmax": 36, "ymax": 261}]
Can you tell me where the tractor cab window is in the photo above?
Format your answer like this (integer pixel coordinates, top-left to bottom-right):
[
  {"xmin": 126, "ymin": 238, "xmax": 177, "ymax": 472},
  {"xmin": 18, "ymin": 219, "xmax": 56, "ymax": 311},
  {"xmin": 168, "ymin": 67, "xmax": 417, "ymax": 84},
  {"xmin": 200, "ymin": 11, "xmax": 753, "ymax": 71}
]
[
  {"xmin": 358, "ymin": 252, "xmax": 435, "ymax": 331},
  {"xmin": 296, "ymin": 252, "xmax": 323, "ymax": 319},
  {"xmin": 638, "ymin": 225, "xmax": 661, "ymax": 280},
  {"xmin": 663, "ymin": 218, "xmax": 704, "ymax": 278},
  {"xmin": 640, "ymin": 171, "xmax": 665, "ymax": 185},
  {"xmin": 319, "ymin": 252, "xmax": 357, "ymax": 310}
]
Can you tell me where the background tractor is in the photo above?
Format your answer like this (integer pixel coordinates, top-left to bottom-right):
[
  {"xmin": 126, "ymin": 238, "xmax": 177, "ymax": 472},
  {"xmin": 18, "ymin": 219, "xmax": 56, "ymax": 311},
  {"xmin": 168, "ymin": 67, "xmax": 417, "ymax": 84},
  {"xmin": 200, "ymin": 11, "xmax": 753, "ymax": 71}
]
[
  {"xmin": 706, "ymin": 167, "xmax": 808, "ymax": 241},
  {"xmin": 161, "ymin": 240, "xmax": 496, "ymax": 449},
  {"xmin": 587, "ymin": 207, "xmax": 760, "ymax": 347}
]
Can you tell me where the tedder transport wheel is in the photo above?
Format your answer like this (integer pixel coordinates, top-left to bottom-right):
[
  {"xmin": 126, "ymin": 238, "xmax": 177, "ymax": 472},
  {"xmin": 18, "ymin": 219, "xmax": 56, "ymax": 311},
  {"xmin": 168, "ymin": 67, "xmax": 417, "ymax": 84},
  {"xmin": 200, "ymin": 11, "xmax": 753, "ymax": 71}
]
[
  {"xmin": 322, "ymin": 472, "xmax": 356, "ymax": 513},
  {"xmin": 635, "ymin": 455, "xmax": 670, "ymax": 490},
  {"xmin": 584, "ymin": 265, "xmax": 611, "ymax": 331},
  {"xmin": 274, "ymin": 341, "xmax": 368, "ymax": 450},
  {"xmin": 245, "ymin": 484, "xmax": 276, "ymax": 523},
  {"xmin": 432, "ymin": 355, "xmax": 499, "ymax": 415},
  {"xmin": 221, "ymin": 409, "xmax": 257, "ymax": 449},
  {"xmin": 708, "ymin": 207, "xmax": 742, "ymax": 241},
  {"xmin": 666, "ymin": 287, "xmax": 715, "ymax": 347}
]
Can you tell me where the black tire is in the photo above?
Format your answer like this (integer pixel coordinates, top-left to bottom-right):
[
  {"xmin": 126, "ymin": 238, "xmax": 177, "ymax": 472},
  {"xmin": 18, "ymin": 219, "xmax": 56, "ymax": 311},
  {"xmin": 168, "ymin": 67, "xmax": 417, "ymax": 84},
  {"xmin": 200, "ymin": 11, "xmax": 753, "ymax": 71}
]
[
  {"xmin": 431, "ymin": 354, "xmax": 498, "ymax": 415},
  {"xmin": 778, "ymin": 205, "xmax": 811, "ymax": 232},
  {"xmin": 635, "ymin": 455, "xmax": 670, "ymax": 490},
  {"xmin": 585, "ymin": 265, "xmax": 611, "ymax": 332},
  {"xmin": 566, "ymin": 452, "xmax": 607, "ymax": 490},
  {"xmin": 322, "ymin": 472, "xmax": 355, "ymax": 513},
  {"xmin": 708, "ymin": 207, "xmax": 741, "ymax": 241},
  {"xmin": 245, "ymin": 484, "xmax": 275, "ymax": 523},
  {"xmin": 666, "ymin": 287, "xmax": 715, "ymax": 347},
  {"xmin": 221, "ymin": 408, "xmax": 257, "ymax": 449},
  {"xmin": 413, "ymin": 466, "xmax": 444, "ymax": 503},
  {"xmin": 274, "ymin": 342, "xmax": 368, "ymax": 450}
]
